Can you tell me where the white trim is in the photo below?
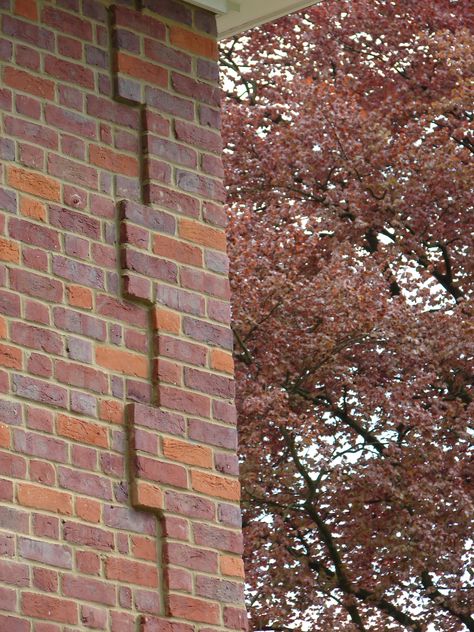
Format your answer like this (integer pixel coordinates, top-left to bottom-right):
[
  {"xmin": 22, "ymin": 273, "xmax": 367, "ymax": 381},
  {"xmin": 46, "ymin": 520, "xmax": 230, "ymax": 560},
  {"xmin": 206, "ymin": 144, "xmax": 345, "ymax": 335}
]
[
  {"xmin": 216, "ymin": 0, "xmax": 316, "ymax": 38},
  {"xmin": 186, "ymin": 0, "xmax": 231, "ymax": 14}
]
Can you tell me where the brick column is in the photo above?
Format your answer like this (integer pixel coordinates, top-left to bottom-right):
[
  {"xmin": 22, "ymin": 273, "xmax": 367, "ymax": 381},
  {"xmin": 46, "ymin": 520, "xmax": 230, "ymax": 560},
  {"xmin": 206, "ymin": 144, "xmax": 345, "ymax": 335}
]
[{"xmin": 0, "ymin": 1, "xmax": 247, "ymax": 630}]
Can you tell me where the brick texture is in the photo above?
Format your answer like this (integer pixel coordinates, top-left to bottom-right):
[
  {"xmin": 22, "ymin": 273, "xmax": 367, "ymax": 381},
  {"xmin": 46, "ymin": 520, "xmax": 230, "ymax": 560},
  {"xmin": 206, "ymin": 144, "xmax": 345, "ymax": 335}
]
[{"xmin": 0, "ymin": 0, "xmax": 247, "ymax": 630}]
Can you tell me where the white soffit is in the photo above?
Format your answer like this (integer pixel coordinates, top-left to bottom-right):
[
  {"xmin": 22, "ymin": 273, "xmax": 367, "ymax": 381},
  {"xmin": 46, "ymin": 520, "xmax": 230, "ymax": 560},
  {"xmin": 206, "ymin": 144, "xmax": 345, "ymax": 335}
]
[{"xmin": 187, "ymin": 1, "xmax": 316, "ymax": 39}]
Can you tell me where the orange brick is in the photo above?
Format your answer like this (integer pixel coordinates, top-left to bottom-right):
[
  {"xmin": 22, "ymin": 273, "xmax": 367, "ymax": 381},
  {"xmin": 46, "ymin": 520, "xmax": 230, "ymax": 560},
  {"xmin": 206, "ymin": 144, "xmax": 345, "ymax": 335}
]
[
  {"xmin": 152, "ymin": 307, "xmax": 180, "ymax": 334},
  {"xmin": 155, "ymin": 358, "xmax": 181, "ymax": 386},
  {"xmin": 95, "ymin": 345, "xmax": 148, "ymax": 378},
  {"xmin": 163, "ymin": 437, "xmax": 212, "ymax": 469},
  {"xmin": 131, "ymin": 535, "xmax": 157, "ymax": 562},
  {"xmin": 0, "ymin": 343, "xmax": 22, "ymax": 369},
  {"xmin": 153, "ymin": 234, "xmax": 202, "ymax": 266},
  {"xmin": 15, "ymin": 0, "xmax": 38, "ymax": 20},
  {"xmin": 0, "ymin": 316, "xmax": 7, "ymax": 338},
  {"xmin": 220, "ymin": 554, "xmax": 245, "ymax": 578},
  {"xmin": 17, "ymin": 482, "xmax": 73, "ymax": 515},
  {"xmin": 0, "ymin": 237, "xmax": 20, "ymax": 263},
  {"xmin": 179, "ymin": 218, "xmax": 227, "ymax": 251},
  {"xmin": 19, "ymin": 195, "xmax": 46, "ymax": 222},
  {"xmin": 90, "ymin": 145, "xmax": 139, "ymax": 177},
  {"xmin": 170, "ymin": 26, "xmax": 218, "ymax": 60},
  {"xmin": 168, "ymin": 594, "xmax": 219, "ymax": 625},
  {"xmin": 56, "ymin": 413, "xmax": 108, "ymax": 448},
  {"xmin": 211, "ymin": 349, "xmax": 234, "ymax": 374},
  {"xmin": 192, "ymin": 471, "xmax": 240, "ymax": 501},
  {"xmin": 132, "ymin": 480, "xmax": 163, "ymax": 511},
  {"xmin": 0, "ymin": 423, "xmax": 10, "ymax": 448},
  {"xmin": 7, "ymin": 165, "xmax": 60, "ymax": 202},
  {"xmin": 106, "ymin": 557, "xmax": 158, "ymax": 587},
  {"xmin": 99, "ymin": 399, "xmax": 124, "ymax": 425},
  {"xmin": 75, "ymin": 497, "xmax": 101, "ymax": 523},
  {"xmin": 3, "ymin": 67, "xmax": 55, "ymax": 100},
  {"xmin": 67, "ymin": 285, "xmax": 93, "ymax": 309},
  {"xmin": 116, "ymin": 51, "xmax": 167, "ymax": 87}
]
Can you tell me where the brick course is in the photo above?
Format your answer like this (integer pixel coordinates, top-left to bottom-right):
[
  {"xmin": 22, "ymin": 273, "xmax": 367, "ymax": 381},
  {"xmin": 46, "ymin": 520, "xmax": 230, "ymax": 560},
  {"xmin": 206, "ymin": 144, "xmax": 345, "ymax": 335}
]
[{"xmin": 0, "ymin": 0, "xmax": 247, "ymax": 629}]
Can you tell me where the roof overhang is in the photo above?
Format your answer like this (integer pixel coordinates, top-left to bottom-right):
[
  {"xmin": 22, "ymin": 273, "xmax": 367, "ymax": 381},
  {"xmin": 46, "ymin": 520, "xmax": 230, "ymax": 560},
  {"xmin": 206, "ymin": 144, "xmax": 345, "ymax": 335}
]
[{"xmin": 187, "ymin": 1, "xmax": 316, "ymax": 39}]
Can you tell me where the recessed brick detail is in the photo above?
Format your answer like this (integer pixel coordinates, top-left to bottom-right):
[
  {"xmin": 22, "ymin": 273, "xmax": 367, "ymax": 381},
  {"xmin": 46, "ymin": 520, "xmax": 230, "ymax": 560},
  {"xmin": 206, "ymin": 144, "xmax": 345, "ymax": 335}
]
[{"xmin": 0, "ymin": 0, "xmax": 247, "ymax": 630}]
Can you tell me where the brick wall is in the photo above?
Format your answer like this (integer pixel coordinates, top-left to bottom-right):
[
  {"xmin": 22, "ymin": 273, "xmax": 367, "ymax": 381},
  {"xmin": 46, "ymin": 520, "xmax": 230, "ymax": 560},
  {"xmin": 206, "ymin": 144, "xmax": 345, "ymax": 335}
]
[{"xmin": 0, "ymin": 0, "xmax": 247, "ymax": 630}]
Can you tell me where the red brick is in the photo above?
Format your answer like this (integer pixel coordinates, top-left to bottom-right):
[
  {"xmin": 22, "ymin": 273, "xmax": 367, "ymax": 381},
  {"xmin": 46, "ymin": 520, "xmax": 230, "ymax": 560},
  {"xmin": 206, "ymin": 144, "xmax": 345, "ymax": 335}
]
[
  {"xmin": 147, "ymin": 136, "xmax": 197, "ymax": 168},
  {"xmin": 42, "ymin": 6, "xmax": 92, "ymax": 41},
  {"xmin": 168, "ymin": 595, "xmax": 219, "ymax": 625},
  {"xmin": 12, "ymin": 374, "xmax": 68, "ymax": 409},
  {"xmin": 22, "ymin": 593, "xmax": 78, "ymax": 624},
  {"xmin": 220, "ymin": 554, "xmax": 245, "ymax": 578},
  {"xmin": 224, "ymin": 607, "xmax": 249, "ymax": 630},
  {"xmin": 159, "ymin": 335, "xmax": 207, "ymax": 367},
  {"xmin": 172, "ymin": 72, "xmax": 220, "ymax": 107},
  {"xmin": 95, "ymin": 345, "xmax": 148, "ymax": 378},
  {"xmin": 5, "ymin": 115, "xmax": 58, "ymax": 149},
  {"xmin": 106, "ymin": 557, "xmax": 158, "ymax": 588},
  {"xmin": 128, "ymin": 402, "xmax": 185, "ymax": 436},
  {"xmin": 179, "ymin": 218, "xmax": 226, "ymax": 250},
  {"xmin": 15, "ymin": 0, "xmax": 38, "ymax": 20},
  {"xmin": 54, "ymin": 307, "xmax": 106, "ymax": 340},
  {"xmin": 16, "ymin": 94, "xmax": 41, "ymax": 119},
  {"xmin": 135, "ymin": 455, "xmax": 187, "ymax": 488},
  {"xmin": 196, "ymin": 574, "xmax": 244, "ymax": 603},
  {"xmin": 122, "ymin": 249, "xmax": 178, "ymax": 283},
  {"xmin": 194, "ymin": 523, "xmax": 243, "ymax": 554},
  {"xmin": 62, "ymin": 575, "xmax": 116, "ymax": 606},
  {"xmin": 176, "ymin": 169, "xmax": 225, "ymax": 203},
  {"xmin": 182, "ymin": 316, "xmax": 233, "ymax": 350},
  {"xmin": 192, "ymin": 471, "xmax": 240, "ymax": 501},
  {"xmin": 19, "ymin": 195, "xmax": 46, "ymax": 221},
  {"xmin": 169, "ymin": 26, "xmax": 218, "ymax": 60},
  {"xmin": 3, "ymin": 66, "xmax": 54, "ymax": 99},
  {"xmin": 189, "ymin": 418, "xmax": 237, "ymax": 449},
  {"xmin": 184, "ymin": 367, "xmax": 234, "ymax": 398},
  {"xmin": 144, "ymin": 38, "xmax": 191, "ymax": 73},
  {"xmin": 63, "ymin": 521, "xmax": 113, "ymax": 550},
  {"xmin": 45, "ymin": 55, "xmax": 94, "ymax": 90},
  {"xmin": 156, "ymin": 285, "xmax": 205, "ymax": 317},
  {"xmin": 0, "ymin": 343, "xmax": 22, "ymax": 369},
  {"xmin": 58, "ymin": 34, "xmax": 82, "ymax": 60},
  {"xmin": 19, "ymin": 537, "xmax": 72, "ymax": 569},
  {"xmin": 152, "ymin": 308, "xmax": 181, "ymax": 334},
  {"xmin": 56, "ymin": 414, "xmax": 108, "ymax": 448},
  {"xmin": 90, "ymin": 144, "xmax": 139, "ymax": 177},
  {"xmin": 33, "ymin": 567, "xmax": 58, "ymax": 593},
  {"xmin": 17, "ymin": 482, "xmax": 72, "ymax": 515},
  {"xmin": 11, "ymin": 322, "xmax": 63, "ymax": 357},
  {"xmin": 14, "ymin": 428, "xmax": 67, "ymax": 462},
  {"xmin": 99, "ymin": 399, "xmax": 124, "ymax": 425},
  {"xmin": 76, "ymin": 550, "xmax": 101, "ymax": 574},
  {"xmin": 175, "ymin": 119, "xmax": 221, "ymax": 153},
  {"xmin": 48, "ymin": 153, "xmax": 97, "ymax": 189},
  {"xmin": 45, "ymin": 104, "xmax": 96, "ymax": 139},
  {"xmin": 153, "ymin": 234, "xmax": 202, "ymax": 266},
  {"xmin": 58, "ymin": 466, "xmax": 112, "ymax": 500},
  {"xmin": 7, "ymin": 165, "xmax": 60, "ymax": 201},
  {"xmin": 67, "ymin": 285, "xmax": 93, "ymax": 310},
  {"xmin": 164, "ymin": 542, "xmax": 217, "ymax": 573},
  {"xmin": 159, "ymin": 385, "xmax": 210, "ymax": 417},
  {"xmin": 145, "ymin": 87, "xmax": 194, "ymax": 121},
  {"xmin": 29, "ymin": 459, "xmax": 55, "ymax": 484},
  {"xmin": 55, "ymin": 360, "xmax": 108, "ymax": 394},
  {"xmin": 116, "ymin": 51, "xmax": 167, "ymax": 87},
  {"xmin": 0, "ymin": 449, "xmax": 27, "ymax": 477}
]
